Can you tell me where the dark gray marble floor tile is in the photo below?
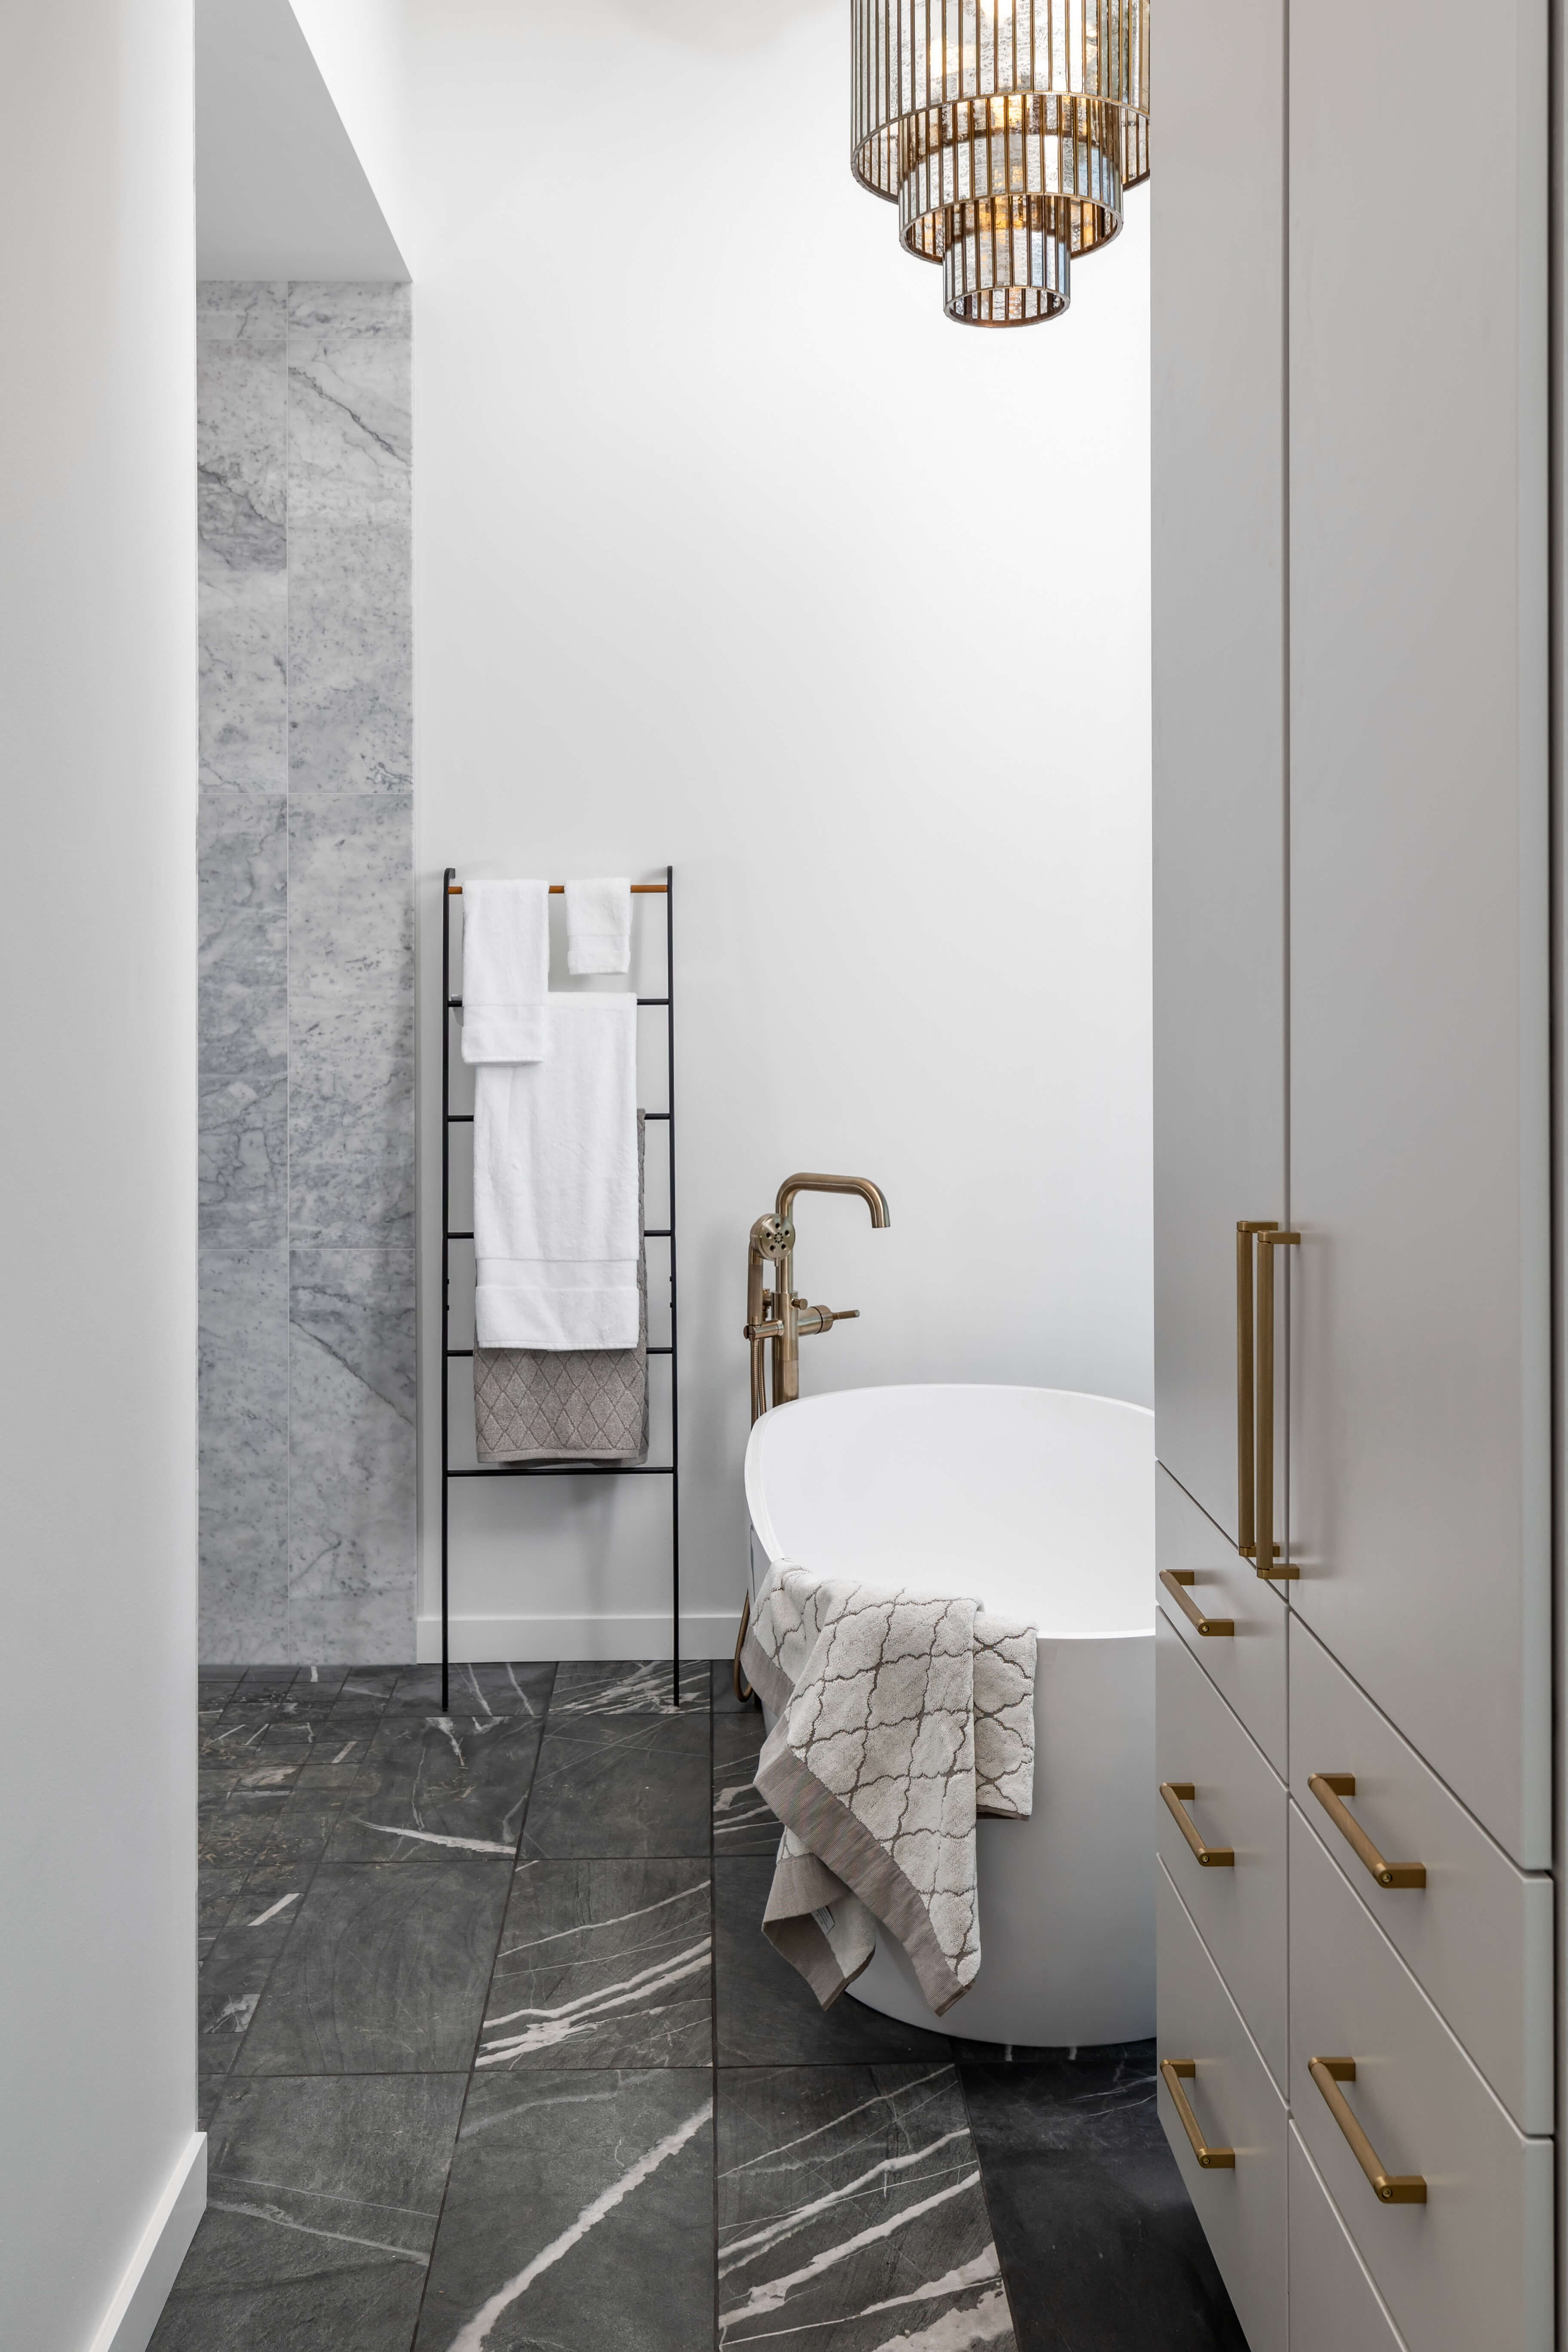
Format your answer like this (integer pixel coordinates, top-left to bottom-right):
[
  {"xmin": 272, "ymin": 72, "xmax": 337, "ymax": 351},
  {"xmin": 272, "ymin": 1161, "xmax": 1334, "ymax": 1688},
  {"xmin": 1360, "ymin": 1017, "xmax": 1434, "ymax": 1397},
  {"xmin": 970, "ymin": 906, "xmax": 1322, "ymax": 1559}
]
[
  {"xmin": 959, "ymin": 2049, "xmax": 1248, "ymax": 2352},
  {"xmin": 478, "ymin": 1860, "xmax": 712, "ymax": 2070},
  {"xmin": 717, "ymin": 2065, "xmax": 1014, "ymax": 2349},
  {"xmin": 197, "ymin": 2073, "xmax": 228, "ymax": 2132},
  {"xmin": 521, "ymin": 1713, "xmax": 710, "ymax": 1860},
  {"xmin": 712, "ymin": 1715, "xmax": 775, "ymax": 1856},
  {"xmin": 221, "ymin": 1861, "xmax": 316, "ymax": 1938},
  {"xmin": 150, "ymin": 2071, "xmax": 466, "ymax": 2352},
  {"xmin": 199, "ymin": 1792, "xmax": 291, "ymax": 1876},
  {"xmin": 712, "ymin": 1658, "xmax": 758, "ymax": 1716},
  {"xmin": 200, "ymin": 1866, "xmax": 248, "ymax": 1937},
  {"xmin": 237, "ymin": 1856, "xmax": 510, "ymax": 2074},
  {"xmin": 337, "ymin": 1668, "xmax": 403, "ymax": 1705},
  {"xmin": 715, "ymin": 1861, "xmax": 952, "ymax": 2066},
  {"xmin": 237, "ymin": 1664, "xmax": 300, "ymax": 1702},
  {"xmin": 414, "ymin": 2070, "xmax": 714, "ymax": 2352},
  {"xmin": 198, "ymin": 1916, "xmax": 297, "ymax": 2077},
  {"xmin": 549, "ymin": 1659, "xmax": 710, "ymax": 1718},
  {"xmin": 199, "ymin": 1667, "xmax": 249, "ymax": 1705},
  {"xmin": 324, "ymin": 1712, "xmax": 542, "ymax": 1863},
  {"xmin": 387, "ymin": 1660, "xmax": 555, "ymax": 1717},
  {"xmin": 259, "ymin": 1793, "xmax": 354, "ymax": 1871}
]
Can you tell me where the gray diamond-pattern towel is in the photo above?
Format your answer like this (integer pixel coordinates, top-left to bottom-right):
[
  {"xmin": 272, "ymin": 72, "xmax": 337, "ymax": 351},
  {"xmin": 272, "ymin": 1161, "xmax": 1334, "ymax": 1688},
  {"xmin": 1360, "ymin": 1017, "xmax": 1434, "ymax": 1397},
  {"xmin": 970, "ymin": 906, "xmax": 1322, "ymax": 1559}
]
[{"xmin": 740, "ymin": 1560, "xmax": 1036, "ymax": 2015}]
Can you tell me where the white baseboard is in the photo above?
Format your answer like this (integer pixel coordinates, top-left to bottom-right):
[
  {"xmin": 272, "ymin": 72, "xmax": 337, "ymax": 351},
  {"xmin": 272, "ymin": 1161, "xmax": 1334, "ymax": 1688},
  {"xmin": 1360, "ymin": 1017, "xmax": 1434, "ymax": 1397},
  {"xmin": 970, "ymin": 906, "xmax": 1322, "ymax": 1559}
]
[
  {"xmin": 86, "ymin": 2130, "xmax": 206, "ymax": 2352},
  {"xmin": 416, "ymin": 1611, "xmax": 741, "ymax": 1663}
]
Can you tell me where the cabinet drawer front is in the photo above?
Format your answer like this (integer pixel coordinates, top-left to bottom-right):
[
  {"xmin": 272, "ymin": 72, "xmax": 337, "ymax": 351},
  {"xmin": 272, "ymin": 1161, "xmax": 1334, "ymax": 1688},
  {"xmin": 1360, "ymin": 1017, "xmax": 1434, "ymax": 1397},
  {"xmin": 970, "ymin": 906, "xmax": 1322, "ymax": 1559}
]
[
  {"xmin": 1157, "ymin": 1612, "xmax": 1288, "ymax": 2089},
  {"xmin": 1290, "ymin": 1617, "xmax": 1552, "ymax": 2133},
  {"xmin": 1157, "ymin": 1862, "xmax": 1287, "ymax": 2352},
  {"xmin": 1288, "ymin": 2126, "xmax": 1406, "ymax": 2352},
  {"xmin": 1289, "ymin": 1809, "xmax": 1553, "ymax": 2352},
  {"xmin": 1158, "ymin": 1464, "xmax": 1288, "ymax": 1772}
]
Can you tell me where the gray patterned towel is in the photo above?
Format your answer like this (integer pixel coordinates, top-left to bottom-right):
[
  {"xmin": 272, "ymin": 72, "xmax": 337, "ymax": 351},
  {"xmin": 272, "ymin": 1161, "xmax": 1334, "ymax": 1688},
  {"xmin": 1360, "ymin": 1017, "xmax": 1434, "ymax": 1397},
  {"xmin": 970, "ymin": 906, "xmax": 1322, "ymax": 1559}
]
[
  {"xmin": 740, "ymin": 1561, "xmax": 1036, "ymax": 2015},
  {"xmin": 472, "ymin": 1115, "xmax": 648, "ymax": 1463}
]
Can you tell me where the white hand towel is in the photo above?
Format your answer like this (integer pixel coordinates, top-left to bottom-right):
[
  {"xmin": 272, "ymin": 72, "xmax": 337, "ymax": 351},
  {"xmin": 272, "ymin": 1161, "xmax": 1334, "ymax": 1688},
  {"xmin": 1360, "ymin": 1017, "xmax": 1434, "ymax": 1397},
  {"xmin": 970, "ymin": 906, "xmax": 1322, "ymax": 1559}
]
[
  {"xmin": 473, "ymin": 994, "xmax": 640, "ymax": 1349},
  {"xmin": 565, "ymin": 877, "xmax": 632, "ymax": 975},
  {"xmin": 461, "ymin": 879, "xmax": 550, "ymax": 1063}
]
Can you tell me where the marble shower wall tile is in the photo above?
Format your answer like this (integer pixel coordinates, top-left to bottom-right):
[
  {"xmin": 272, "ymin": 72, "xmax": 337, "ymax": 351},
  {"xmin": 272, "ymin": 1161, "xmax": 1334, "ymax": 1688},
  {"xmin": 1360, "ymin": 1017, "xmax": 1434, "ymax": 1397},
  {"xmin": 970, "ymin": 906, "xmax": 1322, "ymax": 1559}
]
[
  {"xmin": 198, "ymin": 279, "xmax": 413, "ymax": 1666},
  {"xmin": 200, "ymin": 1249, "xmax": 289, "ymax": 1663},
  {"xmin": 288, "ymin": 1247, "xmax": 416, "ymax": 1661}
]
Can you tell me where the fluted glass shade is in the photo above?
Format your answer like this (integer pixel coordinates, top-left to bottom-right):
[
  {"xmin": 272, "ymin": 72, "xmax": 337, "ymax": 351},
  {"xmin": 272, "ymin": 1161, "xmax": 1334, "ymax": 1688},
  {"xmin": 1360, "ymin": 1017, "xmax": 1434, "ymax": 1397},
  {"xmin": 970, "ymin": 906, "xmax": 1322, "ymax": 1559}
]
[{"xmin": 852, "ymin": 0, "xmax": 1149, "ymax": 327}]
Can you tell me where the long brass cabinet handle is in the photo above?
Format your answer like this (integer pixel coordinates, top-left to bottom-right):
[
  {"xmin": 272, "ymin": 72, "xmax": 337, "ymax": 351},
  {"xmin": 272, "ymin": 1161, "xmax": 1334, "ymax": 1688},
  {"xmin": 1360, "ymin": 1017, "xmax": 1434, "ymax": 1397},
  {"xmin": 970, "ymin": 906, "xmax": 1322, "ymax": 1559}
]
[
  {"xmin": 1309, "ymin": 1775, "xmax": 1426, "ymax": 1890},
  {"xmin": 1308, "ymin": 2058, "xmax": 1426, "ymax": 2203},
  {"xmin": 1235, "ymin": 1221, "xmax": 1277, "ymax": 1556},
  {"xmin": 1160, "ymin": 1782, "xmax": 1234, "ymax": 1867},
  {"xmin": 1160, "ymin": 2059, "xmax": 1235, "ymax": 2168},
  {"xmin": 1160, "ymin": 1570, "xmax": 1234, "ymax": 1638},
  {"xmin": 1253, "ymin": 1228, "xmax": 1300, "ymax": 1580}
]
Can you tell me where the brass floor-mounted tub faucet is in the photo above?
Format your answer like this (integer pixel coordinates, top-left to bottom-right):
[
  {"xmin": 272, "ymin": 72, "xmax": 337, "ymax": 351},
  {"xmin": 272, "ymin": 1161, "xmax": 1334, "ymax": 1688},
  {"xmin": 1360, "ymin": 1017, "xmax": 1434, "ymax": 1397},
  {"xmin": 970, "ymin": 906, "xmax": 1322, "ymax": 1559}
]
[{"xmin": 734, "ymin": 1172, "xmax": 891, "ymax": 1698}]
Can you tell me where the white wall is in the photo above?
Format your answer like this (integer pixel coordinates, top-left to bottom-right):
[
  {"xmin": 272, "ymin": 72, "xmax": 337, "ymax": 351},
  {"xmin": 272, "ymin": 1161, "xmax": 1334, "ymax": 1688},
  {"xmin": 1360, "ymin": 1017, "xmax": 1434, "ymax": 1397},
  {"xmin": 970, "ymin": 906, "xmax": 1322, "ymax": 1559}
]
[
  {"xmin": 405, "ymin": 0, "xmax": 1152, "ymax": 1656},
  {"xmin": 286, "ymin": 0, "xmax": 411, "ymax": 259},
  {"xmin": 0, "ymin": 3, "xmax": 202, "ymax": 2345}
]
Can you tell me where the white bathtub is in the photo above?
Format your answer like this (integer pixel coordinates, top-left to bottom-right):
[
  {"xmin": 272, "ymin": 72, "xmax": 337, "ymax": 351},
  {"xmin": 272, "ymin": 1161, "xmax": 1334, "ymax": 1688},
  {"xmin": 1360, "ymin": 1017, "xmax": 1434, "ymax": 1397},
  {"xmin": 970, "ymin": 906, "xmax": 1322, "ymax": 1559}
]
[{"xmin": 744, "ymin": 1382, "xmax": 1155, "ymax": 2048}]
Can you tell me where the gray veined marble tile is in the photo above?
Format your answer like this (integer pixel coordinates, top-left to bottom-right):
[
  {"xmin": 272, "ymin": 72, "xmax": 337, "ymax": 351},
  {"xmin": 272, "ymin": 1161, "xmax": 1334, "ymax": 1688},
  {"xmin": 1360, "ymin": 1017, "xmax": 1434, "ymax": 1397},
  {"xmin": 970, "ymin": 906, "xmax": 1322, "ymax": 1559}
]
[
  {"xmin": 414, "ymin": 2070, "xmax": 714, "ymax": 2352},
  {"xmin": 198, "ymin": 295, "xmax": 287, "ymax": 795},
  {"xmin": 715, "ymin": 1860, "xmax": 953, "ymax": 2067},
  {"xmin": 149, "ymin": 2072, "xmax": 466, "ymax": 2352},
  {"xmin": 323, "ymin": 1711, "xmax": 543, "ymax": 1863},
  {"xmin": 288, "ymin": 529, "xmax": 412, "ymax": 795},
  {"xmin": 236, "ymin": 1855, "xmax": 511, "ymax": 2075},
  {"xmin": 199, "ymin": 1071, "xmax": 288, "ymax": 1246},
  {"xmin": 717, "ymin": 2065, "xmax": 1016, "ymax": 2351},
  {"xmin": 958, "ymin": 2049, "xmax": 1249, "ymax": 2352},
  {"xmin": 199, "ymin": 790, "xmax": 286, "ymax": 1073},
  {"xmin": 520, "ymin": 1712, "xmax": 711, "ymax": 1861},
  {"xmin": 199, "ymin": 558, "xmax": 288, "ymax": 792},
  {"xmin": 199, "ymin": 1248, "xmax": 288, "ymax": 1663},
  {"xmin": 288, "ymin": 792, "xmax": 414, "ymax": 1013},
  {"xmin": 479, "ymin": 1860, "xmax": 713, "ymax": 2070},
  {"xmin": 389, "ymin": 1662, "xmax": 556, "ymax": 1716},
  {"xmin": 289, "ymin": 1008, "xmax": 414, "ymax": 1247},
  {"xmin": 286, "ymin": 281, "xmax": 411, "ymax": 532},
  {"xmin": 288, "ymin": 1246, "xmax": 416, "ymax": 1663},
  {"xmin": 713, "ymin": 1714, "xmax": 775, "ymax": 1855},
  {"xmin": 548, "ymin": 1659, "xmax": 711, "ymax": 1718},
  {"xmin": 198, "ymin": 1906, "xmax": 302, "ymax": 2079},
  {"xmin": 198, "ymin": 279, "xmax": 288, "ymax": 346}
]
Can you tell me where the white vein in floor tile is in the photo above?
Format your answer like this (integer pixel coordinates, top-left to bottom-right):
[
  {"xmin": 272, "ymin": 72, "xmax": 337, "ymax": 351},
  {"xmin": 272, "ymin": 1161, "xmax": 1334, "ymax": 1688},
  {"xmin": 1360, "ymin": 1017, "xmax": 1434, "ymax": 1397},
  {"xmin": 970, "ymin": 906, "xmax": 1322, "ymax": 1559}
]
[
  {"xmin": 248, "ymin": 1890, "xmax": 300, "ymax": 1926},
  {"xmin": 720, "ymin": 2071, "xmax": 952, "ymax": 2179},
  {"xmin": 721, "ymin": 2135, "xmax": 972, "ymax": 2270},
  {"xmin": 208, "ymin": 2198, "xmax": 426, "ymax": 2262},
  {"xmin": 479, "ymin": 1941, "xmax": 711, "ymax": 2060},
  {"xmin": 351, "ymin": 1819, "xmax": 513, "ymax": 1855},
  {"xmin": 720, "ymin": 2173, "xmax": 983, "ymax": 2331},
  {"xmin": 443, "ymin": 2099, "xmax": 711, "ymax": 2352},
  {"xmin": 501, "ymin": 1880, "xmax": 710, "ymax": 1954}
]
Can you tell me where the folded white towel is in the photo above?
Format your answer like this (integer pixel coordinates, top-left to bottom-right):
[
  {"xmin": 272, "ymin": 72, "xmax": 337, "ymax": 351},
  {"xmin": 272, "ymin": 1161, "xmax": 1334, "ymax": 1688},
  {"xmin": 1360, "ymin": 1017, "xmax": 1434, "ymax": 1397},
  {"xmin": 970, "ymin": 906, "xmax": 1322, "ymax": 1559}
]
[
  {"xmin": 565, "ymin": 876, "xmax": 632, "ymax": 975},
  {"xmin": 461, "ymin": 879, "xmax": 550, "ymax": 1064},
  {"xmin": 473, "ymin": 994, "xmax": 640, "ymax": 1349}
]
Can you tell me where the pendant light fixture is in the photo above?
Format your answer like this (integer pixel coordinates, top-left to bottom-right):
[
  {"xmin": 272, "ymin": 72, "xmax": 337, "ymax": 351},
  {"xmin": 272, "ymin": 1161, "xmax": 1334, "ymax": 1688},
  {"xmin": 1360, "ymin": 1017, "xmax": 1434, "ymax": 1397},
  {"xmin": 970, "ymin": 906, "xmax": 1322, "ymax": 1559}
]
[{"xmin": 851, "ymin": 0, "xmax": 1149, "ymax": 326}]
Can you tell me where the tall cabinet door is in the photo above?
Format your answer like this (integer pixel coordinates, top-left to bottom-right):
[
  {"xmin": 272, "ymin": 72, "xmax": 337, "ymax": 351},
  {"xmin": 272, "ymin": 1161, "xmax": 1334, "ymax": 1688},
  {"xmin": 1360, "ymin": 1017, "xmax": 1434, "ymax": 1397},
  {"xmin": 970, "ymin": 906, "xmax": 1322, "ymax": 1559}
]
[
  {"xmin": 1151, "ymin": 0, "xmax": 1286, "ymax": 1541},
  {"xmin": 1286, "ymin": 0, "xmax": 1550, "ymax": 1864}
]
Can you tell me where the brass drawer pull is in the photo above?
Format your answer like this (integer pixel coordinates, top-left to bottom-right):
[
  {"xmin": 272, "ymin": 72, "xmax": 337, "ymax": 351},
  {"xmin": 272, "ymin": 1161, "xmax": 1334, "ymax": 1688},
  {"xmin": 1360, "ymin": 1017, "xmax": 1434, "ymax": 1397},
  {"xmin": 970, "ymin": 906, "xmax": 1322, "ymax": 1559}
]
[
  {"xmin": 1160, "ymin": 1570, "xmax": 1234, "ymax": 1638},
  {"xmin": 1253, "ymin": 1229, "xmax": 1300, "ymax": 1580},
  {"xmin": 1235, "ymin": 1221, "xmax": 1277, "ymax": 1556},
  {"xmin": 1308, "ymin": 2058, "xmax": 1426, "ymax": 2204},
  {"xmin": 1160, "ymin": 2059, "xmax": 1235, "ymax": 2168},
  {"xmin": 1308, "ymin": 1775, "xmax": 1426, "ymax": 1890},
  {"xmin": 1160, "ymin": 1781, "xmax": 1234, "ymax": 1867}
]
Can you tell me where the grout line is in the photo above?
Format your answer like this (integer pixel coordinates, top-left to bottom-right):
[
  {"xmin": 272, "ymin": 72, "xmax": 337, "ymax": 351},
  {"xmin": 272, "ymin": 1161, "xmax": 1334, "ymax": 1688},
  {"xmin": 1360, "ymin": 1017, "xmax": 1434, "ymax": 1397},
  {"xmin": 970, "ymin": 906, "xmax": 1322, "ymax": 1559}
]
[{"xmin": 407, "ymin": 1660, "xmax": 560, "ymax": 2345}]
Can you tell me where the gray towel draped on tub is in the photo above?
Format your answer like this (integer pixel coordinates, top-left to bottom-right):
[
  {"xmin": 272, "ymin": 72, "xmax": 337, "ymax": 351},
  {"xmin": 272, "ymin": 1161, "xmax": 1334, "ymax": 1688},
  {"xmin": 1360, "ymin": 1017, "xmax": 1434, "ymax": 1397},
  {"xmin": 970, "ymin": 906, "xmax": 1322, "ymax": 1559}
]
[{"xmin": 473, "ymin": 1114, "xmax": 648, "ymax": 1463}]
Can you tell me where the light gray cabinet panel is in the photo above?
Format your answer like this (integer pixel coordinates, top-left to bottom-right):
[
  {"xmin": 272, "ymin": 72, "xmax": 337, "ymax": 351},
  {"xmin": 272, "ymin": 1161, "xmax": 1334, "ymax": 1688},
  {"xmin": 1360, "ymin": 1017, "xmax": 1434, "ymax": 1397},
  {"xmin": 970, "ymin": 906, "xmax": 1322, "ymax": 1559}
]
[
  {"xmin": 1157, "ymin": 1464, "xmax": 1287, "ymax": 1774},
  {"xmin": 1157, "ymin": 1862, "xmax": 1288, "ymax": 2352},
  {"xmin": 1151, "ymin": 0, "xmax": 1286, "ymax": 1539},
  {"xmin": 1285, "ymin": 0, "xmax": 1551, "ymax": 1866},
  {"xmin": 1290, "ymin": 1616, "xmax": 1553, "ymax": 2134},
  {"xmin": 1289, "ymin": 1808, "xmax": 1553, "ymax": 2352},
  {"xmin": 1288, "ymin": 2127, "xmax": 1406, "ymax": 2352},
  {"xmin": 1157, "ymin": 1615, "xmax": 1288, "ymax": 2090}
]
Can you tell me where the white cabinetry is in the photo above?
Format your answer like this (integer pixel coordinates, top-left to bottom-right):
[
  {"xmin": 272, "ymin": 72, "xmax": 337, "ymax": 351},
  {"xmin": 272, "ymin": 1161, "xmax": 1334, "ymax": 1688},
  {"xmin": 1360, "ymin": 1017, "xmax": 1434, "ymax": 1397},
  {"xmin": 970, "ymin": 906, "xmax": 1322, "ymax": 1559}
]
[{"xmin": 1151, "ymin": 0, "xmax": 1555, "ymax": 2340}]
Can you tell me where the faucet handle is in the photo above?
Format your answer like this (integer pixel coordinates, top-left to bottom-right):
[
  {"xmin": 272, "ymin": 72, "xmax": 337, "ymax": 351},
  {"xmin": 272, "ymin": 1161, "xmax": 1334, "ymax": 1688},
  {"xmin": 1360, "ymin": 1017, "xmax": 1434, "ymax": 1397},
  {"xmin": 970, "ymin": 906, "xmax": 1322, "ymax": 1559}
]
[{"xmin": 796, "ymin": 1304, "xmax": 859, "ymax": 1337}]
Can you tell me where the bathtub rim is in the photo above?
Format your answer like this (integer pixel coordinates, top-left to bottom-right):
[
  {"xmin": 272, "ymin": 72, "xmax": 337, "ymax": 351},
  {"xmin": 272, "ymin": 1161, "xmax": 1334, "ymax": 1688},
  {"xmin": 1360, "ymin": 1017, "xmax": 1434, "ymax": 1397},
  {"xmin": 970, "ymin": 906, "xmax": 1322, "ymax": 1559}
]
[{"xmin": 744, "ymin": 1380, "xmax": 1156, "ymax": 1645}]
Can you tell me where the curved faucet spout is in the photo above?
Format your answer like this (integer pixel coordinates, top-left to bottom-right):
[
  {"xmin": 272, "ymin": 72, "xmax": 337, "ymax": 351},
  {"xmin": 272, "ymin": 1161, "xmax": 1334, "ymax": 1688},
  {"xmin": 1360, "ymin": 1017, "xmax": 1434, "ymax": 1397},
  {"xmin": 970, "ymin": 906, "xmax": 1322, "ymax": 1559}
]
[{"xmin": 774, "ymin": 1172, "xmax": 891, "ymax": 1228}]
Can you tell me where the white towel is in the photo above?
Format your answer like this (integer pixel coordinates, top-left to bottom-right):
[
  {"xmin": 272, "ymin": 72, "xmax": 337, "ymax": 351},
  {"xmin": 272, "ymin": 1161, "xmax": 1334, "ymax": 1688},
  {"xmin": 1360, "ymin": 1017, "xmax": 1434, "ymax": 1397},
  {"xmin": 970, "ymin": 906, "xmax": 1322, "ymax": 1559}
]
[
  {"xmin": 565, "ymin": 876, "xmax": 632, "ymax": 975},
  {"xmin": 473, "ymin": 994, "xmax": 640, "ymax": 1349},
  {"xmin": 461, "ymin": 879, "xmax": 550, "ymax": 1064}
]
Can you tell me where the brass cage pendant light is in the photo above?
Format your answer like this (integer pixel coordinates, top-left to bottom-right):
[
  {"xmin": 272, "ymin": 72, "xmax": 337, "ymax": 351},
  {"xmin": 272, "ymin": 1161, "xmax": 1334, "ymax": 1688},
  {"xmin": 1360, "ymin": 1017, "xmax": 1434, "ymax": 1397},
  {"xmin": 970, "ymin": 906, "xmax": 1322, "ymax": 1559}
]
[{"xmin": 851, "ymin": 0, "xmax": 1150, "ymax": 327}]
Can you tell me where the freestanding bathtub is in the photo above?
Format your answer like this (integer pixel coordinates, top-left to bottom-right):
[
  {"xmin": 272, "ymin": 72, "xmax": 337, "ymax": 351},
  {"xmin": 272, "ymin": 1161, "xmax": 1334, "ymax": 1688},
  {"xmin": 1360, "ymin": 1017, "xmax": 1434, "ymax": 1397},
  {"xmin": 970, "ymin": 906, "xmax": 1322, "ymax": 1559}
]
[{"xmin": 744, "ymin": 1382, "xmax": 1155, "ymax": 2047}]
